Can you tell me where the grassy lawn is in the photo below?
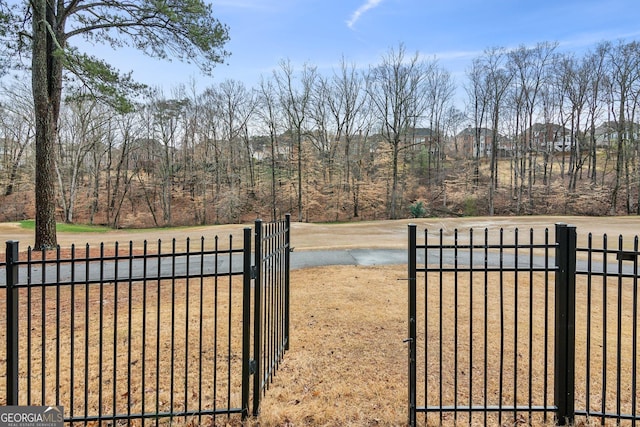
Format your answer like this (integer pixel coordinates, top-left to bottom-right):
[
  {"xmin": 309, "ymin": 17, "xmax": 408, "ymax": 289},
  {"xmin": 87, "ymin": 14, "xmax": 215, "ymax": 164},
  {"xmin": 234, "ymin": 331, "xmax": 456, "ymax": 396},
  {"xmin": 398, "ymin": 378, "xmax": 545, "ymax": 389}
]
[{"xmin": 18, "ymin": 220, "xmax": 112, "ymax": 233}]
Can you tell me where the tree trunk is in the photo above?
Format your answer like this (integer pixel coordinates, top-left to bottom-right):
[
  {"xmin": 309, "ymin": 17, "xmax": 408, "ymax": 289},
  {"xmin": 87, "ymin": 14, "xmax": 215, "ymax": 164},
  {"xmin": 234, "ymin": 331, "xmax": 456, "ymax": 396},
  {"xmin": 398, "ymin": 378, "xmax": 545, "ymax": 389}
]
[
  {"xmin": 390, "ymin": 139, "xmax": 400, "ymax": 219},
  {"xmin": 32, "ymin": 0, "xmax": 63, "ymax": 249}
]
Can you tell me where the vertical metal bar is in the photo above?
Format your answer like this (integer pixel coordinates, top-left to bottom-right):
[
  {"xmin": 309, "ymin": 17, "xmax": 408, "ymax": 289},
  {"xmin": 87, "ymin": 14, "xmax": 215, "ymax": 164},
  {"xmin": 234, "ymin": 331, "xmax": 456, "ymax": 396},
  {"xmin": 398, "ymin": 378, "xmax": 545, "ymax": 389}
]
[
  {"xmin": 408, "ymin": 224, "xmax": 417, "ymax": 427},
  {"xmin": 84, "ymin": 244, "xmax": 90, "ymax": 423},
  {"xmin": 242, "ymin": 228, "xmax": 252, "ymax": 419},
  {"xmin": 616, "ymin": 235, "xmax": 623, "ymax": 424},
  {"xmin": 631, "ymin": 236, "xmax": 638, "ymax": 427},
  {"xmin": 41, "ymin": 248, "xmax": 47, "ymax": 405},
  {"xmin": 141, "ymin": 240, "xmax": 148, "ymax": 420},
  {"xmin": 483, "ymin": 229, "xmax": 489, "ymax": 427},
  {"xmin": 601, "ymin": 234, "xmax": 608, "ymax": 426},
  {"xmin": 213, "ymin": 237, "xmax": 219, "ymax": 425},
  {"xmin": 513, "ymin": 228, "xmax": 519, "ymax": 422},
  {"xmin": 284, "ymin": 214, "xmax": 291, "ymax": 351},
  {"xmin": 554, "ymin": 223, "xmax": 576, "ymax": 425},
  {"xmin": 454, "ymin": 228, "xmax": 459, "ymax": 422},
  {"xmin": 226, "ymin": 235, "xmax": 232, "ymax": 417},
  {"xmin": 544, "ymin": 228, "xmax": 550, "ymax": 423},
  {"xmin": 439, "ymin": 228, "xmax": 444, "ymax": 424},
  {"xmin": 26, "ymin": 248, "xmax": 32, "ymax": 407},
  {"xmin": 184, "ymin": 238, "xmax": 191, "ymax": 417},
  {"xmin": 585, "ymin": 233, "xmax": 593, "ymax": 419},
  {"xmin": 498, "ymin": 229, "xmax": 504, "ymax": 426},
  {"xmin": 5, "ymin": 241, "xmax": 19, "ymax": 405},
  {"xmin": 155, "ymin": 240, "xmax": 162, "ymax": 427},
  {"xmin": 170, "ymin": 239, "xmax": 177, "ymax": 419},
  {"xmin": 567, "ymin": 225, "xmax": 577, "ymax": 424},
  {"xmin": 98, "ymin": 243, "xmax": 104, "ymax": 419},
  {"xmin": 423, "ymin": 229, "xmax": 428, "ymax": 423},
  {"xmin": 469, "ymin": 228, "xmax": 474, "ymax": 425},
  {"xmin": 197, "ymin": 237, "xmax": 205, "ymax": 425},
  {"xmin": 70, "ymin": 244, "xmax": 76, "ymax": 420},
  {"xmin": 126, "ymin": 241, "xmax": 133, "ymax": 426},
  {"xmin": 266, "ymin": 223, "xmax": 273, "ymax": 388},
  {"xmin": 55, "ymin": 246, "xmax": 61, "ymax": 406},
  {"xmin": 528, "ymin": 228, "xmax": 534, "ymax": 419},
  {"xmin": 98, "ymin": 243, "xmax": 105, "ymax": 421},
  {"xmin": 253, "ymin": 219, "xmax": 263, "ymax": 416},
  {"xmin": 113, "ymin": 242, "xmax": 119, "ymax": 423},
  {"xmin": 555, "ymin": 223, "xmax": 567, "ymax": 424}
]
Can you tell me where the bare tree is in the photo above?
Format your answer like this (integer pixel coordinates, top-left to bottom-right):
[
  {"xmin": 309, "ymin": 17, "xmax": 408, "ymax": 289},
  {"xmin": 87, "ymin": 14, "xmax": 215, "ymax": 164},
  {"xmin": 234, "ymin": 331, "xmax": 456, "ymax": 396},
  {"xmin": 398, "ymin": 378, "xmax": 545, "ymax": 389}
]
[
  {"xmin": 55, "ymin": 96, "xmax": 110, "ymax": 223},
  {"xmin": 606, "ymin": 40, "xmax": 640, "ymax": 213},
  {"xmin": 328, "ymin": 57, "xmax": 369, "ymax": 218},
  {"xmin": 0, "ymin": 81, "xmax": 34, "ymax": 197},
  {"xmin": 274, "ymin": 59, "xmax": 317, "ymax": 221},
  {"xmin": 583, "ymin": 43, "xmax": 608, "ymax": 185},
  {"xmin": 465, "ymin": 57, "xmax": 489, "ymax": 186},
  {"xmin": 366, "ymin": 44, "xmax": 433, "ymax": 219},
  {"xmin": 508, "ymin": 41, "xmax": 558, "ymax": 211},
  {"xmin": 476, "ymin": 47, "xmax": 513, "ymax": 214},
  {"xmin": 555, "ymin": 53, "xmax": 591, "ymax": 191},
  {"xmin": 105, "ymin": 111, "xmax": 140, "ymax": 228},
  {"xmin": 424, "ymin": 63, "xmax": 456, "ymax": 187},
  {"xmin": 255, "ymin": 76, "xmax": 284, "ymax": 221}
]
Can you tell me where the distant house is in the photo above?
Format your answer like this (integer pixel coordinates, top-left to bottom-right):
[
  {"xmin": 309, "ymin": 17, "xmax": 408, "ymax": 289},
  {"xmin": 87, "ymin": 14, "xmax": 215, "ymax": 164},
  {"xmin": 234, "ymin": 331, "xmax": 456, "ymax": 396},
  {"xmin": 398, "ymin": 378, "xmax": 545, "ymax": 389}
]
[
  {"xmin": 594, "ymin": 121, "xmax": 640, "ymax": 148},
  {"xmin": 408, "ymin": 127, "xmax": 434, "ymax": 143},
  {"xmin": 405, "ymin": 128, "xmax": 437, "ymax": 155},
  {"xmin": 454, "ymin": 126, "xmax": 506, "ymax": 158},
  {"xmin": 522, "ymin": 123, "xmax": 571, "ymax": 152},
  {"xmin": 250, "ymin": 134, "xmax": 292, "ymax": 161}
]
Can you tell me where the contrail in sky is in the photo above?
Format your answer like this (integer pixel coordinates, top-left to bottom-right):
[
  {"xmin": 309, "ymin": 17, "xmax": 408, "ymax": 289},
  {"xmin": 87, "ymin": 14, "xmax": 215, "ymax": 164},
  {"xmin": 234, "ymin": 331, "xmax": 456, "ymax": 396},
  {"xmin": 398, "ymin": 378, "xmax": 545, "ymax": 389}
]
[{"xmin": 347, "ymin": 0, "xmax": 384, "ymax": 29}]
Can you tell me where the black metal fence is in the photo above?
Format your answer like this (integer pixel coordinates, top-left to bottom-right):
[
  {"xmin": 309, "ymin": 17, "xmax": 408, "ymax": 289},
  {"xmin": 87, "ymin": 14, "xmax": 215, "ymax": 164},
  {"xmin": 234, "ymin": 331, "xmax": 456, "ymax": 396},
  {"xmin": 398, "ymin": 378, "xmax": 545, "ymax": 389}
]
[
  {"xmin": 408, "ymin": 223, "xmax": 639, "ymax": 426},
  {"xmin": 1, "ymin": 216, "xmax": 290, "ymax": 425},
  {"xmin": 252, "ymin": 217, "xmax": 291, "ymax": 416}
]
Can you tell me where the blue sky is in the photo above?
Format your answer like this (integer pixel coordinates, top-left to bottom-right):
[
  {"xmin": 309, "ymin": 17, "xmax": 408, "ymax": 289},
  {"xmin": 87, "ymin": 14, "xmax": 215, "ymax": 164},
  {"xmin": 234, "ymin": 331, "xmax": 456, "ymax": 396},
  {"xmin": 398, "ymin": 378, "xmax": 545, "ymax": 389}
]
[{"xmin": 83, "ymin": 0, "xmax": 640, "ymax": 91}]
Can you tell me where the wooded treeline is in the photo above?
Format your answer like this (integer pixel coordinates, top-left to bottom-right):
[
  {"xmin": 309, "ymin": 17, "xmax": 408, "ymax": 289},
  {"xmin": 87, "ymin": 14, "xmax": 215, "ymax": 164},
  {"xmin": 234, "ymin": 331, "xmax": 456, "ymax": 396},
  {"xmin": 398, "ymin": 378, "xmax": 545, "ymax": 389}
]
[{"xmin": 1, "ymin": 40, "xmax": 639, "ymax": 227}]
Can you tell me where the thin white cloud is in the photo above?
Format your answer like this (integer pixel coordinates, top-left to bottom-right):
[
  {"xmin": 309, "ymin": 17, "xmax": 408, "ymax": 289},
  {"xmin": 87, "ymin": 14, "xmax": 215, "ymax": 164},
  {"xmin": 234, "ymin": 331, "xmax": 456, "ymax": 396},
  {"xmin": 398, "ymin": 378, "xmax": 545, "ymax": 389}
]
[{"xmin": 347, "ymin": 0, "xmax": 384, "ymax": 29}]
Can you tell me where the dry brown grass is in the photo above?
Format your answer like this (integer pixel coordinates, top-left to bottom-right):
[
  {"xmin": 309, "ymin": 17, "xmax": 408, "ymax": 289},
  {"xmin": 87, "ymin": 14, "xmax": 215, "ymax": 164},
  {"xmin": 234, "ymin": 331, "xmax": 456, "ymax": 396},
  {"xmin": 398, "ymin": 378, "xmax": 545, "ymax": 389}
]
[
  {"xmin": 253, "ymin": 266, "xmax": 638, "ymax": 427},
  {"xmin": 0, "ymin": 264, "xmax": 638, "ymax": 426},
  {"xmin": 254, "ymin": 265, "xmax": 408, "ymax": 426},
  {"xmin": 0, "ymin": 276, "xmax": 247, "ymax": 426}
]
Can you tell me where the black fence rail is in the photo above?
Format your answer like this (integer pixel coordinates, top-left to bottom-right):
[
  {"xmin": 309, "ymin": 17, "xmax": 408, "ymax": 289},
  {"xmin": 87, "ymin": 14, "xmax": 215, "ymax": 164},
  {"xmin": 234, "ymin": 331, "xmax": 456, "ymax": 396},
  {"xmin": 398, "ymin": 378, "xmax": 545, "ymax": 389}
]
[
  {"xmin": 1, "ymin": 216, "xmax": 291, "ymax": 426},
  {"xmin": 408, "ymin": 223, "xmax": 639, "ymax": 426}
]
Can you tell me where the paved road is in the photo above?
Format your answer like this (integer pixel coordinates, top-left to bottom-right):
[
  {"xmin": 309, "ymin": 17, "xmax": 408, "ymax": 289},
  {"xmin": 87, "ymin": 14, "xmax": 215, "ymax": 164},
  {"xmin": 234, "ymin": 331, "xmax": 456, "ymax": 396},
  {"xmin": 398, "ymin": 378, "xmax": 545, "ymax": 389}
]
[{"xmin": 1, "ymin": 248, "xmax": 638, "ymax": 286}]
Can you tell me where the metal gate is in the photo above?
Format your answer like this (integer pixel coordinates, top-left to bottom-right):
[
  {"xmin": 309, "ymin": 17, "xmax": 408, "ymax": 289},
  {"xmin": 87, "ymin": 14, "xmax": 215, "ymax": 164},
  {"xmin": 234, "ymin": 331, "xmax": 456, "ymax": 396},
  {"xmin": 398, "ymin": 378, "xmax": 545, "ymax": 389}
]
[
  {"xmin": 252, "ymin": 215, "xmax": 291, "ymax": 416},
  {"xmin": 407, "ymin": 223, "xmax": 639, "ymax": 426},
  {"xmin": 2, "ymin": 215, "xmax": 290, "ymax": 425}
]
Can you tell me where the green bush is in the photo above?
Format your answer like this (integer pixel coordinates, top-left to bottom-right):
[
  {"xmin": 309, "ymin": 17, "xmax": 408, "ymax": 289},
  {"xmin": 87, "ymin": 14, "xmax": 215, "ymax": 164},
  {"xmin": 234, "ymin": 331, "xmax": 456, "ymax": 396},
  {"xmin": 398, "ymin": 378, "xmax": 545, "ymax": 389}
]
[
  {"xmin": 409, "ymin": 201, "xmax": 427, "ymax": 218},
  {"xmin": 463, "ymin": 197, "xmax": 477, "ymax": 216}
]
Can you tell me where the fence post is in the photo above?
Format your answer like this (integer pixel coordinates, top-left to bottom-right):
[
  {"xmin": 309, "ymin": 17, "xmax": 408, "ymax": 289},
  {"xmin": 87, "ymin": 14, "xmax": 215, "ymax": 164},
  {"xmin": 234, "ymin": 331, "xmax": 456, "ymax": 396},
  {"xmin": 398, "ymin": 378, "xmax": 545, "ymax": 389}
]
[
  {"xmin": 554, "ymin": 224, "xmax": 576, "ymax": 425},
  {"xmin": 408, "ymin": 225, "xmax": 417, "ymax": 427},
  {"xmin": 252, "ymin": 219, "xmax": 263, "ymax": 417},
  {"xmin": 284, "ymin": 213, "xmax": 290, "ymax": 351},
  {"xmin": 5, "ymin": 240, "xmax": 19, "ymax": 405},
  {"xmin": 241, "ymin": 228, "xmax": 252, "ymax": 419}
]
